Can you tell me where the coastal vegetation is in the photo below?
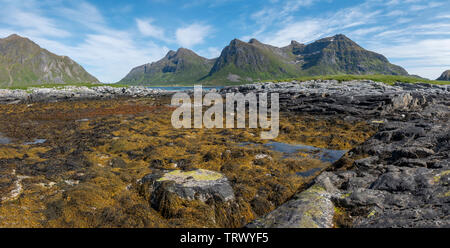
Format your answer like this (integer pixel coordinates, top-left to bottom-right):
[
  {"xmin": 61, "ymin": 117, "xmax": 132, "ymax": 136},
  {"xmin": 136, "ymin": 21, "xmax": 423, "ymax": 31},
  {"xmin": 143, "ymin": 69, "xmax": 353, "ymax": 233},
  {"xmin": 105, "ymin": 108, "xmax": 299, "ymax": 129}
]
[{"xmin": 0, "ymin": 96, "xmax": 374, "ymax": 227}]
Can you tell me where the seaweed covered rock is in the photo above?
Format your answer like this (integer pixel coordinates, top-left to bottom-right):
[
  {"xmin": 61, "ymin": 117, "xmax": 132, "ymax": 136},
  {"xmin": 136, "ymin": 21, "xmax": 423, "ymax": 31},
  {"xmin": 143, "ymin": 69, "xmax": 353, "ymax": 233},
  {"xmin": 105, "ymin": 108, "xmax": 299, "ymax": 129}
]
[
  {"xmin": 247, "ymin": 184, "xmax": 335, "ymax": 228},
  {"xmin": 141, "ymin": 169, "xmax": 235, "ymax": 205},
  {"xmin": 241, "ymin": 80, "xmax": 450, "ymax": 228},
  {"xmin": 138, "ymin": 169, "xmax": 250, "ymax": 227}
]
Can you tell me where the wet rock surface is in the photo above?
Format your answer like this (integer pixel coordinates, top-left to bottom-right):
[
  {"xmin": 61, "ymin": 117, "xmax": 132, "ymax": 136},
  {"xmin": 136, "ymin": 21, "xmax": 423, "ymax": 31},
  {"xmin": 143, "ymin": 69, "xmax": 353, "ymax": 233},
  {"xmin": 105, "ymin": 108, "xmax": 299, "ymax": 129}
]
[
  {"xmin": 331, "ymin": 120, "xmax": 450, "ymax": 227},
  {"xmin": 238, "ymin": 80, "xmax": 450, "ymax": 228},
  {"xmin": 0, "ymin": 79, "xmax": 448, "ymax": 228},
  {"xmin": 247, "ymin": 184, "xmax": 335, "ymax": 228},
  {"xmin": 221, "ymin": 80, "xmax": 448, "ymax": 118}
]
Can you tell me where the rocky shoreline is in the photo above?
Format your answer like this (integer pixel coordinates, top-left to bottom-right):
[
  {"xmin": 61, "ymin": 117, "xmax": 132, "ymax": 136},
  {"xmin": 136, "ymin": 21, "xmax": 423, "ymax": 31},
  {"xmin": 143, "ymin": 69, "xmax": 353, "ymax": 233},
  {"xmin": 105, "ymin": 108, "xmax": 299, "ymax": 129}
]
[
  {"xmin": 0, "ymin": 86, "xmax": 171, "ymax": 104},
  {"xmin": 220, "ymin": 80, "xmax": 449, "ymax": 228},
  {"xmin": 0, "ymin": 80, "xmax": 448, "ymax": 228}
]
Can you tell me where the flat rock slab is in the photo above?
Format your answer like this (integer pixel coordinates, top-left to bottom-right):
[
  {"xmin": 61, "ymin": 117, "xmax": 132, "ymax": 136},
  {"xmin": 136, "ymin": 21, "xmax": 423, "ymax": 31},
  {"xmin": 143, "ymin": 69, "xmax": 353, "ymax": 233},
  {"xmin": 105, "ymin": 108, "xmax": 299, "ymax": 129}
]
[
  {"xmin": 247, "ymin": 184, "xmax": 335, "ymax": 228},
  {"xmin": 141, "ymin": 169, "xmax": 235, "ymax": 204}
]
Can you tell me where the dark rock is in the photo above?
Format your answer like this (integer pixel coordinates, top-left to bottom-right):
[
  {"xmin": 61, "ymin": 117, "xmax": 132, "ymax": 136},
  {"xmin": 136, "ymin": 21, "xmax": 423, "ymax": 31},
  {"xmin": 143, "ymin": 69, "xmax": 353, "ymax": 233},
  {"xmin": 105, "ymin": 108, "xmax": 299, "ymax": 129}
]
[
  {"xmin": 243, "ymin": 79, "xmax": 449, "ymax": 228},
  {"xmin": 247, "ymin": 184, "xmax": 335, "ymax": 228},
  {"xmin": 109, "ymin": 157, "xmax": 127, "ymax": 168}
]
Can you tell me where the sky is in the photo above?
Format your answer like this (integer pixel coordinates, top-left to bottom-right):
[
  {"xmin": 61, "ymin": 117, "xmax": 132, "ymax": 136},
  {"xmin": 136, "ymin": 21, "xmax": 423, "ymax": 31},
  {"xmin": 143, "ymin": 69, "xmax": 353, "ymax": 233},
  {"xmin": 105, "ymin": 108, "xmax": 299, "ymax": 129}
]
[{"xmin": 0, "ymin": 0, "xmax": 449, "ymax": 83}]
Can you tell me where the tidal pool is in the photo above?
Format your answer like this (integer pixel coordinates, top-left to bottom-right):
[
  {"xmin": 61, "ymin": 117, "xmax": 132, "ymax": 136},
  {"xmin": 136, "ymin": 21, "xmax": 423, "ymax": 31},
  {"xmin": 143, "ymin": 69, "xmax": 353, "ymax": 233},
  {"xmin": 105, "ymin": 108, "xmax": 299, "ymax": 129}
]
[
  {"xmin": 241, "ymin": 141, "xmax": 347, "ymax": 163},
  {"xmin": 23, "ymin": 139, "xmax": 47, "ymax": 145},
  {"xmin": 264, "ymin": 142, "xmax": 348, "ymax": 163},
  {"xmin": 240, "ymin": 141, "xmax": 347, "ymax": 178},
  {"xmin": 296, "ymin": 167, "xmax": 322, "ymax": 177},
  {"xmin": 0, "ymin": 132, "xmax": 11, "ymax": 144},
  {"xmin": 147, "ymin": 86, "xmax": 224, "ymax": 91}
]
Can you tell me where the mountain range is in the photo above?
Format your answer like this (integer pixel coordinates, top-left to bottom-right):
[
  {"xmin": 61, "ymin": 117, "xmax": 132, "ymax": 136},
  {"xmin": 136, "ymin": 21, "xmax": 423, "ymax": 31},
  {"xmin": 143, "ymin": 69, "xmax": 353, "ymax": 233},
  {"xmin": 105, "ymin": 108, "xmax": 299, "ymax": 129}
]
[
  {"xmin": 0, "ymin": 34, "xmax": 98, "ymax": 87},
  {"xmin": 119, "ymin": 34, "xmax": 409, "ymax": 85},
  {"xmin": 0, "ymin": 33, "xmax": 414, "ymax": 87}
]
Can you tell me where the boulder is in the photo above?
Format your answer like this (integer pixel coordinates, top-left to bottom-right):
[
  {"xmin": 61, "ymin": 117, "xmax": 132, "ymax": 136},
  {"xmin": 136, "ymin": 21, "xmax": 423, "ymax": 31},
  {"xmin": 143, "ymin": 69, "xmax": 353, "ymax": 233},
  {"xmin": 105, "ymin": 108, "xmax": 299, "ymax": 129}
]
[
  {"xmin": 138, "ymin": 169, "xmax": 255, "ymax": 227},
  {"xmin": 247, "ymin": 184, "xmax": 335, "ymax": 228},
  {"xmin": 152, "ymin": 169, "xmax": 234, "ymax": 202},
  {"xmin": 139, "ymin": 169, "xmax": 235, "ymax": 215}
]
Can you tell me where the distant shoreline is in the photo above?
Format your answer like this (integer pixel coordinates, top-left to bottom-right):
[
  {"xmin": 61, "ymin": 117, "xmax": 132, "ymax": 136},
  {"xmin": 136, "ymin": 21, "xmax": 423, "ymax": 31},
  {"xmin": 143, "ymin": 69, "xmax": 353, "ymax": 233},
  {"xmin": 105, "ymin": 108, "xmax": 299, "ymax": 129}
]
[
  {"xmin": 0, "ymin": 79, "xmax": 448, "ymax": 105},
  {"xmin": 2, "ymin": 74, "xmax": 449, "ymax": 90}
]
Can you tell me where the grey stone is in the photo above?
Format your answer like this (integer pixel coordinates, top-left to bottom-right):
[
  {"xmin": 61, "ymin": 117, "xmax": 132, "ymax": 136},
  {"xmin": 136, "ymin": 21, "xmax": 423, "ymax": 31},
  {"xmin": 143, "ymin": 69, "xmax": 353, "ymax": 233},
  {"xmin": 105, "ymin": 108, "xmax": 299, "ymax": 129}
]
[
  {"xmin": 140, "ymin": 169, "xmax": 235, "ymax": 205},
  {"xmin": 247, "ymin": 184, "xmax": 335, "ymax": 228}
]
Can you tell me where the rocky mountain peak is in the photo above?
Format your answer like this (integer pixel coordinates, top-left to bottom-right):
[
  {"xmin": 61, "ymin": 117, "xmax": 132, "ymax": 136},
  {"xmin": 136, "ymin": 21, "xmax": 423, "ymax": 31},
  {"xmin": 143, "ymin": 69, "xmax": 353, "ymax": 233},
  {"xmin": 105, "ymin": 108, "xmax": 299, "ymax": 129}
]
[
  {"xmin": 165, "ymin": 50, "xmax": 177, "ymax": 57},
  {"xmin": 0, "ymin": 34, "xmax": 99, "ymax": 87},
  {"xmin": 176, "ymin": 47, "xmax": 199, "ymax": 57},
  {"xmin": 229, "ymin": 38, "xmax": 246, "ymax": 46},
  {"xmin": 119, "ymin": 45, "xmax": 215, "ymax": 85},
  {"xmin": 119, "ymin": 34, "xmax": 409, "ymax": 85},
  {"xmin": 437, "ymin": 70, "xmax": 450, "ymax": 81},
  {"xmin": 0, "ymin": 34, "xmax": 39, "ymax": 52},
  {"xmin": 4, "ymin": 34, "xmax": 22, "ymax": 40},
  {"xmin": 249, "ymin": 38, "xmax": 263, "ymax": 45},
  {"xmin": 332, "ymin": 33, "xmax": 350, "ymax": 40},
  {"xmin": 290, "ymin": 40, "xmax": 304, "ymax": 46}
]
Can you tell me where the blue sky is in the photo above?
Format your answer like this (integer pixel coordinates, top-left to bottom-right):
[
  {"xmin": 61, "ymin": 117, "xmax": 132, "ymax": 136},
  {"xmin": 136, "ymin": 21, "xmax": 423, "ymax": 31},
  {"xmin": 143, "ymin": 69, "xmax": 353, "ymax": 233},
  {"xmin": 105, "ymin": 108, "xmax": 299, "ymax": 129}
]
[{"xmin": 0, "ymin": 0, "xmax": 449, "ymax": 82}]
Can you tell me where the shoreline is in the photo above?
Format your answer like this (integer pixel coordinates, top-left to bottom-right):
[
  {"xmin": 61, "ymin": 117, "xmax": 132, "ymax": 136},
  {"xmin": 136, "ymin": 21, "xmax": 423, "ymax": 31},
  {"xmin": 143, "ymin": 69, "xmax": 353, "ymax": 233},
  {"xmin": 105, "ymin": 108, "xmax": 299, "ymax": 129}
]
[
  {"xmin": 0, "ymin": 80, "xmax": 448, "ymax": 105},
  {"xmin": 0, "ymin": 86, "xmax": 171, "ymax": 104},
  {"xmin": 0, "ymin": 79, "xmax": 449, "ymax": 227}
]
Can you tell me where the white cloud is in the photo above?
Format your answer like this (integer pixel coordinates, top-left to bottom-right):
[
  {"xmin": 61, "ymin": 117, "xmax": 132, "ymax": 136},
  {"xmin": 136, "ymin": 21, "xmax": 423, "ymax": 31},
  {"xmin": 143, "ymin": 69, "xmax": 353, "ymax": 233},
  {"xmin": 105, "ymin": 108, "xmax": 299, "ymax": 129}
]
[
  {"xmin": 247, "ymin": 0, "xmax": 319, "ymax": 39},
  {"xmin": 258, "ymin": 2, "xmax": 380, "ymax": 46},
  {"xmin": 31, "ymin": 32, "xmax": 169, "ymax": 83},
  {"xmin": 57, "ymin": 1, "xmax": 105, "ymax": 28},
  {"xmin": 0, "ymin": 1, "xmax": 71, "ymax": 38},
  {"xmin": 385, "ymin": 10, "xmax": 405, "ymax": 17},
  {"xmin": 136, "ymin": 18, "xmax": 166, "ymax": 40},
  {"xmin": 245, "ymin": 0, "xmax": 450, "ymax": 79},
  {"xmin": 263, "ymin": 20, "xmax": 325, "ymax": 46},
  {"xmin": 198, "ymin": 46, "xmax": 222, "ymax": 59},
  {"xmin": 371, "ymin": 39, "xmax": 450, "ymax": 79},
  {"xmin": 350, "ymin": 26, "xmax": 386, "ymax": 36},
  {"xmin": 436, "ymin": 14, "xmax": 450, "ymax": 19},
  {"xmin": 1, "ymin": 0, "xmax": 450, "ymax": 81},
  {"xmin": 410, "ymin": 1, "xmax": 444, "ymax": 11},
  {"xmin": 175, "ymin": 23, "xmax": 212, "ymax": 48}
]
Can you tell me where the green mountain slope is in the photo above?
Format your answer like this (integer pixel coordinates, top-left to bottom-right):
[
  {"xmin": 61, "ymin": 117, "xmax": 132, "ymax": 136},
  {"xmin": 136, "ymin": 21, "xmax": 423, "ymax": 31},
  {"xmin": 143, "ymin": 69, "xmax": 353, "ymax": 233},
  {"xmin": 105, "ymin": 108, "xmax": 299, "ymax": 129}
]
[
  {"xmin": 203, "ymin": 38, "xmax": 301, "ymax": 84},
  {"xmin": 288, "ymin": 34, "xmax": 408, "ymax": 76},
  {"xmin": 437, "ymin": 70, "xmax": 450, "ymax": 81},
  {"xmin": 119, "ymin": 34, "xmax": 409, "ymax": 85},
  {"xmin": 0, "ymin": 34, "xmax": 99, "ymax": 87},
  {"xmin": 118, "ymin": 48, "xmax": 215, "ymax": 85}
]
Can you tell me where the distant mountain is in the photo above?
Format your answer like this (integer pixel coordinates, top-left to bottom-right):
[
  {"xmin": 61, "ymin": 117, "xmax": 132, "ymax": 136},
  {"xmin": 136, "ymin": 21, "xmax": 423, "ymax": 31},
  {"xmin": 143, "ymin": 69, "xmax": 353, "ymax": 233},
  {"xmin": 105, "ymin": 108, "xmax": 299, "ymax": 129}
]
[
  {"xmin": 282, "ymin": 34, "xmax": 408, "ymax": 76},
  {"xmin": 119, "ymin": 34, "xmax": 409, "ymax": 85},
  {"xmin": 119, "ymin": 48, "xmax": 215, "ymax": 85},
  {"xmin": 204, "ymin": 38, "xmax": 301, "ymax": 83},
  {"xmin": 437, "ymin": 70, "xmax": 450, "ymax": 81},
  {"xmin": 0, "ymin": 34, "xmax": 98, "ymax": 87}
]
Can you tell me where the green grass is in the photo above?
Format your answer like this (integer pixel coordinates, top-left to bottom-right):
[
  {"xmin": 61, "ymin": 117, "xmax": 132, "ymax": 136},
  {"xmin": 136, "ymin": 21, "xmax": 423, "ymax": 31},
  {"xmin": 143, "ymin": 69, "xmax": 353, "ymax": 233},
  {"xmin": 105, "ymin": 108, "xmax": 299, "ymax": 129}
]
[{"xmin": 266, "ymin": 74, "xmax": 450, "ymax": 85}]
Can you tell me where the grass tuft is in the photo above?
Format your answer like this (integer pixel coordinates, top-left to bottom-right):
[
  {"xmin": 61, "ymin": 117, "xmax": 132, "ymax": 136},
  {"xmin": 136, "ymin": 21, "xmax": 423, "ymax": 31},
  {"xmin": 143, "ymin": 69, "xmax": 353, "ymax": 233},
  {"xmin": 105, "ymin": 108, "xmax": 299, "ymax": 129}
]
[{"xmin": 264, "ymin": 74, "xmax": 450, "ymax": 85}]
